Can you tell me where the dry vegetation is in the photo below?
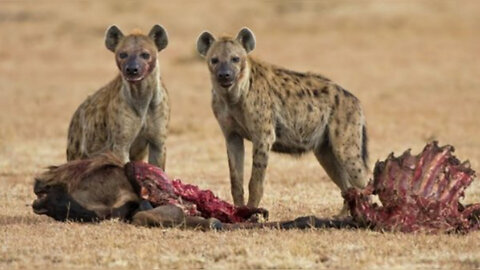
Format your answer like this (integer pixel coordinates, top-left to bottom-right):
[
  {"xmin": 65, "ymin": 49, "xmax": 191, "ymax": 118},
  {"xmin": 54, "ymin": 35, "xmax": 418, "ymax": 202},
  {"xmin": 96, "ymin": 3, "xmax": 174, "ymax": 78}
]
[{"xmin": 1, "ymin": 0, "xmax": 480, "ymax": 269}]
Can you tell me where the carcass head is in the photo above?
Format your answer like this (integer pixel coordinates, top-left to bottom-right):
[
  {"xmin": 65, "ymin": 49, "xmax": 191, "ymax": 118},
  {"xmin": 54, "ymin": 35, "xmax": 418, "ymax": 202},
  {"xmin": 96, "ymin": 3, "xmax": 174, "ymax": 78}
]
[{"xmin": 32, "ymin": 154, "xmax": 141, "ymax": 222}]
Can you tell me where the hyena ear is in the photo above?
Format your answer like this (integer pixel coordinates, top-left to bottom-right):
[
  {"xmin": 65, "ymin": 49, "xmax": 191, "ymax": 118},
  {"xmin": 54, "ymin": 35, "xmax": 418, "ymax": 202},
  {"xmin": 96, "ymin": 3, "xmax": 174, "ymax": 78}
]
[
  {"xmin": 105, "ymin": 25, "xmax": 124, "ymax": 52},
  {"xmin": 196, "ymin": 31, "xmax": 215, "ymax": 57},
  {"xmin": 236, "ymin": 27, "xmax": 255, "ymax": 53},
  {"xmin": 148, "ymin": 24, "xmax": 168, "ymax": 51}
]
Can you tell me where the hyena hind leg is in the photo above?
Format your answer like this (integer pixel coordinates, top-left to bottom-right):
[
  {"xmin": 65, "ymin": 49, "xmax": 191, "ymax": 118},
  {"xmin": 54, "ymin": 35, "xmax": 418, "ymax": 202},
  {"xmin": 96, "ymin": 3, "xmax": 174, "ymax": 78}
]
[
  {"xmin": 314, "ymin": 142, "xmax": 352, "ymax": 217},
  {"xmin": 323, "ymin": 122, "xmax": 369, "ymax": 190},
  {"xmin": 314, "ymin": 142, "xmax": 352, "ymax": 192},
  {"xmin": 314, "ymin": 125, "xmax": 369, "ymax": 216}
]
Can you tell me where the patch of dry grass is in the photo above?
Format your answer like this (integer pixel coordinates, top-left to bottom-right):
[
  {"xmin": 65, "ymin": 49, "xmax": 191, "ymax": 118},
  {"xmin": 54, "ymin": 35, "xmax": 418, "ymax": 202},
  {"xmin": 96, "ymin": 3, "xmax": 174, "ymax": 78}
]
[{"xmin": 1, "ymin": 0, "xmax": 480, "ymax": 269}]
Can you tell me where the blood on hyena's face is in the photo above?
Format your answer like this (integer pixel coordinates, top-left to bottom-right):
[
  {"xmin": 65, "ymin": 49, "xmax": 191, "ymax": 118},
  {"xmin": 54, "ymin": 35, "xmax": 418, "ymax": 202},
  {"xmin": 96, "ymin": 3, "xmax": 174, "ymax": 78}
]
[
  {"xmin": 114, "ymin": 37, "xmax": 158, "ymax": 82},
  {"xmin": 105, "ymin": 25, "xmax": 168, "ymax": 83}
]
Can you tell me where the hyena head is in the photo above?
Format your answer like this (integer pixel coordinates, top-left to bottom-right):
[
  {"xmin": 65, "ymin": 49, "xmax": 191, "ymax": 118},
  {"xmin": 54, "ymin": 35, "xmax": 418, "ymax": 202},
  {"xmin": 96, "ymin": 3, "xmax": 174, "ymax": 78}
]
[
  {"xmin": 105, "ymin": 25, "xmax": 168, "ymax": 83},
  {"xmin": 197, "ymin": 28, "xmax": 256, "ymax": 89}
]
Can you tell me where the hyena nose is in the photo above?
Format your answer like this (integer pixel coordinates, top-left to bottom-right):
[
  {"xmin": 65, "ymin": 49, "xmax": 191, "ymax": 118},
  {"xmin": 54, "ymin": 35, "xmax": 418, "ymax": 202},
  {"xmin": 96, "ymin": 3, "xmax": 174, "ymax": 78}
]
[
  {"xmin": 217, "ymin": 71, "xmax": 233, "ymax": 80},
  {"xmin": 126, "ymin": 65, "xmax": 140, "ymax": 76}
]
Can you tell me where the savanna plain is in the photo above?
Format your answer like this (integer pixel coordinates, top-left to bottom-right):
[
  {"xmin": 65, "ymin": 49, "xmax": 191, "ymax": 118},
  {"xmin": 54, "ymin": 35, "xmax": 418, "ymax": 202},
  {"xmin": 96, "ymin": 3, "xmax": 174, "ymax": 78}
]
[{"xmin": 1, "ymin": 1, "xmax": 480, "ymax": 269}]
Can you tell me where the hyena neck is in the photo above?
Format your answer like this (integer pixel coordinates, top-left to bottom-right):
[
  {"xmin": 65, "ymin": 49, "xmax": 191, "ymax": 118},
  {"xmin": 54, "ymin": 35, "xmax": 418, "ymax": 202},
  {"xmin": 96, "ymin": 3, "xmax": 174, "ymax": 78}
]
[
  {"xmin": 121, "ymin": 63, "xmax": 161, "ymax": 115},
  {"xmin": 215, "ymin": 59, "xmax": 251, "ymax": 105}
]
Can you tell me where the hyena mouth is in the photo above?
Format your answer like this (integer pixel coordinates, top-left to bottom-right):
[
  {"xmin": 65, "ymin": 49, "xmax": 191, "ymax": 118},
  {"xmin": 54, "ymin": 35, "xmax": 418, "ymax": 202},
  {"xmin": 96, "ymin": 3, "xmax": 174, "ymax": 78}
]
[
  {"xmin": 124, "ymin": 75, "xmax": 145, "ymax": 83},
  {"xmin": 219, "ymin": 81, "xmax": 233, "ymax": 88}
]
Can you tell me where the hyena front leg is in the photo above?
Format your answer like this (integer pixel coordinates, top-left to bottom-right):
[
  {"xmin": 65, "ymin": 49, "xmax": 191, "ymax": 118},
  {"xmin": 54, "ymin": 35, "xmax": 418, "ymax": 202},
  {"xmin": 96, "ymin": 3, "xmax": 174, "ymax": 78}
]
[
  {"xmin": 225, "ymin": 133, "xmax": 245, "ymax": 206},
  {"xmin": 148, "ymin": 137, "xmax": 167, "ymax": 170},
  {"xmin": 111, "ymin": 138, "xmax": 133, "ymax": 164},
  {"xmin": 148, "ymin": 116, "xmax": 168, "ymax": 170},
  {"xmin": 247, "ymin": 130, "xmax": 275, "ymax": 208},
  {"xmin": 110, "ymin": 113, "xmax": 141, "ymax": 163},
  {"xmin": 130, "ymin": 136, "xmax": 148, "ymax": 161}
]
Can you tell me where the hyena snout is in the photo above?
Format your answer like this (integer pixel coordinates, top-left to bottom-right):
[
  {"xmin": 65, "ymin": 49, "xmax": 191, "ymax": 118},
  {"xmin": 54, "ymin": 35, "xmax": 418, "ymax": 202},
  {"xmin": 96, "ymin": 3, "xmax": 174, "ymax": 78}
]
[
  {"xmin": 216, "ymin": 63, "xmax": 235, "ymax": 88},
  {"xmin": 125, "ymin": 61, "xmax": 141, "ymax": 77},
  {"xmin": 121, "ymin": 57, "xmax": 149, "ymax": 82}
]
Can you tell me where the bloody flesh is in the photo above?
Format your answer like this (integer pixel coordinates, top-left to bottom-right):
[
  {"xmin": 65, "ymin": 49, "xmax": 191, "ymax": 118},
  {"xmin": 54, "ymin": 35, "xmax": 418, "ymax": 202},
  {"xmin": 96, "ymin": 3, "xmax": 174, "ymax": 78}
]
[
  {"xmin": 125, "ymin": 161, "xmax": 267, "ymax": 223},
  {"xmin": 124, "ymin": 141, "xmax": 480, "ymax": 232},
  {"xmin": 344, "ymin": 142, "xmax": 480, "ymax": 233}
]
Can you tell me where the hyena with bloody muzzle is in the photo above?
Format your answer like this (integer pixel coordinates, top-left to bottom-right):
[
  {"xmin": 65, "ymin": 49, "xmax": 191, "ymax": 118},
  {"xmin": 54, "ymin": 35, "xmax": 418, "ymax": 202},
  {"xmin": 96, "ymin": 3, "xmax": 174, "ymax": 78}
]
[
  {"xmin": 197, "ymin": 28, "xmax": 370, "ymax": 214},
  {"xmin": 67, "ymin": 25, "xmax": 170, "ymax": 169}
]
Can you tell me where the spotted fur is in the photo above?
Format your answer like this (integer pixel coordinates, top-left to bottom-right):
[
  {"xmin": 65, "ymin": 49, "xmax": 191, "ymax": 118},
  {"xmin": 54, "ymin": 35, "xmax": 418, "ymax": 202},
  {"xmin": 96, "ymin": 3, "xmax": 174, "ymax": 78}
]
[
  {"xmin": 67, "ymin": 25, "xmax": 170, "ymax": 169},
  {"xmin": 197, "ymin": 28, "xmax": 369, "ymax": 210}
]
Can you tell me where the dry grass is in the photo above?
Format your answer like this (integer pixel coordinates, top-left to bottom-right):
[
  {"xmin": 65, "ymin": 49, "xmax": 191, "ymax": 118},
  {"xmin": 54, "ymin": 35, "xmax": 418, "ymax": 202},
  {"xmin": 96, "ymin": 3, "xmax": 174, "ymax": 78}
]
[{"xmin": 1, "ymin": 0, "xmax": 480, "ymax": 269}]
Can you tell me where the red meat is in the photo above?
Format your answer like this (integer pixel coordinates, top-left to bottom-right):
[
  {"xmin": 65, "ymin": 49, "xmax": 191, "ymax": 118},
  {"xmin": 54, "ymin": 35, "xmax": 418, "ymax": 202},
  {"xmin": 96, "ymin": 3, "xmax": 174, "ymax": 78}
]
[
  {"xmin": 124, "ymin": 161, "xmax": 268, "ymax": 223},
  {"xmin": 344, "ymin": 142, "xmax": 480, "ymax": 233}
]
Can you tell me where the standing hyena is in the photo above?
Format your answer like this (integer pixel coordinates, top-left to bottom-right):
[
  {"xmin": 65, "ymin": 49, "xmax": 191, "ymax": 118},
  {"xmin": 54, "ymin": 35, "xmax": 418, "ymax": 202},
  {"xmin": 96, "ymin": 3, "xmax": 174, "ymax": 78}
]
[
  {"xmin": 67, "ymin": 25, "xmax": 170, "ymax": 169},
  {"xmin": 196, "ymin": 28, "xmax": 369, "ymax": 212}
]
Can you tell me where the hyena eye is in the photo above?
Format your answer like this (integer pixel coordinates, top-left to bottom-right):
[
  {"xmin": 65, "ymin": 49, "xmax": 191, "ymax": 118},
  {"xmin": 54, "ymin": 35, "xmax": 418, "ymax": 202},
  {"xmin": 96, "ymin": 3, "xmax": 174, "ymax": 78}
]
[
  {"xmin": 119, "ymin": 52, "xmax": 128, "ymax": 59},
  {"xmin": 231, "ymin": 56, "xmax": 240, "ymax": 63},
  {"xmin": 140, "ymin": 52, "xmax": 150, "ymax": 60},
  {"xmin": 211, "ymin": 57, "xmax": 219, "ymax": 65}
]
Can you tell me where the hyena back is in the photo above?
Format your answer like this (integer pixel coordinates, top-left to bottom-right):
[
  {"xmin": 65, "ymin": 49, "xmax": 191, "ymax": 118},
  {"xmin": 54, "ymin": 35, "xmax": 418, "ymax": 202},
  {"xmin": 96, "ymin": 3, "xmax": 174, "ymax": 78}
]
[
  {"xmin": 197, "ymin": 28, "xmax": 369, "ymax": 210},
  {"xmin": 67, "ymin": 25, "xmax": 170, "ymax": 169}
]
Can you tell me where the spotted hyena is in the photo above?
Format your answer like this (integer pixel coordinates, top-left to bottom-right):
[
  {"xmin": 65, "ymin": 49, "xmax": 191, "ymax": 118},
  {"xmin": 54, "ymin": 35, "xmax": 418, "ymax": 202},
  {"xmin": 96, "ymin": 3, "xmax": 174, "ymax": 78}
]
[
  {"xmin": 67, "ymin": 25, "xmax": 170, "ymax": 169},
  {"xmin": 196, "ymin": 28, "xmax": 369, "ymax": 212}
]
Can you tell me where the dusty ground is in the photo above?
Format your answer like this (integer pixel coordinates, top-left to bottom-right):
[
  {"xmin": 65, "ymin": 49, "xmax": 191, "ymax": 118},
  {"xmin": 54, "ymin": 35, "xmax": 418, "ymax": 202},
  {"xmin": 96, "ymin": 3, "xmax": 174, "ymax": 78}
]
[{"xmin": 1, "ymin": 0, "xmax": 480, "ymax": 269}]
